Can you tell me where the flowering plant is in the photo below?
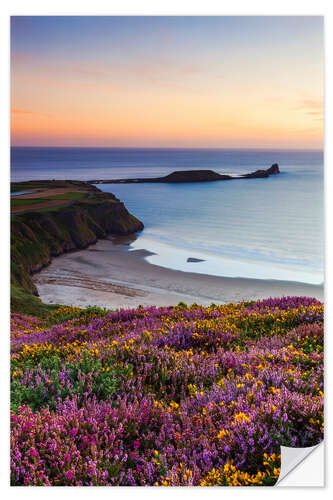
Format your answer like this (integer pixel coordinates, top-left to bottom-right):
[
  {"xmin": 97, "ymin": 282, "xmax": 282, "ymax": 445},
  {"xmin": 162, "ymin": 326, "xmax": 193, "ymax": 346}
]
[{"xmin": 10, "ymin": 297, "xmax": 323, "ymax": 486}]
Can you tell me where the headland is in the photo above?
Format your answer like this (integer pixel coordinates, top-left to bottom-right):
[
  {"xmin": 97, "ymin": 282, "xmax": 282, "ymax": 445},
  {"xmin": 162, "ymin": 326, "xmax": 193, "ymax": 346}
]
[
  {"xmin": 10, "ymin": 180, "xmax": 143, "ymax": 315},
  {"xmin": 89, "ymin": 164, "xmax": 280, "ymax": 184}
]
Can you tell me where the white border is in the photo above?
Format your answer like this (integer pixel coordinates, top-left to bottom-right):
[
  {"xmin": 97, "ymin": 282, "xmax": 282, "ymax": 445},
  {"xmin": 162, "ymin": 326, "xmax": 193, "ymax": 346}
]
[
  {"xmin": 277, "ymin": 442, "xmax": 325, "ymax": 486},
  {"xmin": 1, "ymin": 1, "xmax": 332, "ymax": 497}
]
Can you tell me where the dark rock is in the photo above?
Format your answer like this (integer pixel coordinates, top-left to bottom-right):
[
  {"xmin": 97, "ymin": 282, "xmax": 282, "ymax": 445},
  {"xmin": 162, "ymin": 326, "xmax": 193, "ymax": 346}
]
[
  {"xmin": 187, "ymin": 257, "xmax": 205, "ymax": 263},
  {"xmin": 266, "ymin": 163, "xmax": 280, "ymax": 175},
  {"xmin": 241, "ymin": 169, "xmax": 269, "ymax": 179},
  {"xmin": 89, "ymin": 164, "xmax": 280, "ymax": 184},
  {"xmin": 241, "ymin": 163, "xmax": 280, "ymax": 179},
  {"xmin": 162, "ymin": 170, "xmax": 230, "ymax": 183}
]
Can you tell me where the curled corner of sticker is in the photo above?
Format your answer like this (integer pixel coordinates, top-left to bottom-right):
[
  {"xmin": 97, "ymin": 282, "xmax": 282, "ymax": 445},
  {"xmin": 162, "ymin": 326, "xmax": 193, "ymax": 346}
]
[{"xmin": 276, "ymin": 441, "xmax": 324, "ymax": 487}]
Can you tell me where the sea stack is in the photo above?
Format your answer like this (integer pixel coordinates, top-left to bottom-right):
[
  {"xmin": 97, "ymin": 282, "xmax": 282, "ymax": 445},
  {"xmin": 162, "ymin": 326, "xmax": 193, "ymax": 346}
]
[
  {"xmin": 266, "ymin": 163, "xmax": 280, "ymax": 175},
  {"xmin": 241, "ymin": 163, "xmax": 280, "ymax": 179}
]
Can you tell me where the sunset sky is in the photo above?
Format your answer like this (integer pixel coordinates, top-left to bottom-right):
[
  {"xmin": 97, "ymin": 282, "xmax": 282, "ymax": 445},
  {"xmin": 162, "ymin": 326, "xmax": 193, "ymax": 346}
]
[{"xmin": 11, "ymin": 16, "xmax": 323, "ymax": 149}]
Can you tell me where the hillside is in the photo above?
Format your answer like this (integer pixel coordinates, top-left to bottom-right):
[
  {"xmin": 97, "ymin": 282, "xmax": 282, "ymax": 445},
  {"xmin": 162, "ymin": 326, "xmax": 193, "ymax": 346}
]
[{"xmin": 11, "ymin": 181, "xmax": 144, "ymax": 314}]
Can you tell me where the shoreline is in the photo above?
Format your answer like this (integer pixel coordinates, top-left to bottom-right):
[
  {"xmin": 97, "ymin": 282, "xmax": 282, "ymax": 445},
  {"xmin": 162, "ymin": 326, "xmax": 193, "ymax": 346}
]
[{"xmin": 34, "ymin": 237, "xmax": 324, "ymax": 310}]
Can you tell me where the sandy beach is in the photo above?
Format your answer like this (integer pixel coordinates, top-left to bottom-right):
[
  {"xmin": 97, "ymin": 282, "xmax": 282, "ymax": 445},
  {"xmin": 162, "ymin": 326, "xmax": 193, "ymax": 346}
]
[{"xmin": 33, "ymin": 236, "xmax": 324, "ymax": 310}]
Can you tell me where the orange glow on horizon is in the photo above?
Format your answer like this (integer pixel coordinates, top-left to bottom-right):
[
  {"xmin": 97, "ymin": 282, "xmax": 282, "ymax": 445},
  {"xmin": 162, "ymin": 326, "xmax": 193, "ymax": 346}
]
[
  {"xmin": 11, "ymin": 96, "xmax": 323, "ymax": 149},
  {"xmin": 11, "ymin": 17, "xmax": 323, "ymax": 149}
]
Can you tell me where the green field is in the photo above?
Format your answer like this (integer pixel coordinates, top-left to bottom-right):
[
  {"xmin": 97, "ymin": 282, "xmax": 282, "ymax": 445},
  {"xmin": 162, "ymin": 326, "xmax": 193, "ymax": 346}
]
[{"xmin": 11, "ymin": 191, "xmax": 87, "ymax": 206}]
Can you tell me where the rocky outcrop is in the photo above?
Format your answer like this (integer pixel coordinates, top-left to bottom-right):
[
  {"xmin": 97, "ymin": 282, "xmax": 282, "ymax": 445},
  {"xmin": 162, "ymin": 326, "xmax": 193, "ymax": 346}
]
[
  {"xmin": 11, "ymin": 192, "xmax": 143, "ymax": 295},
  {"xmin": 161, "ymin": 170, "xmax": 231, "ymax": 183},
  {"xmin": 266, "ymin": 163, "xmax": 280, "ymax": 175},
  {"xmin": 241, "ymin": 163, "xmax": 280, "ymax": 179},
  {"xmin": 89, "ymin": 164, "xmax": 280, "ymax": 184}
]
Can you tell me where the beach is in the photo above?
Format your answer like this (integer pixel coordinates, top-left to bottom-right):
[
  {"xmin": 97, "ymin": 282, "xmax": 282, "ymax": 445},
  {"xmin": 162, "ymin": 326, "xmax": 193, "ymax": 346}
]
[{"xmin": 34, "ymin": 236, "xmax": 324, "ymax": 310}]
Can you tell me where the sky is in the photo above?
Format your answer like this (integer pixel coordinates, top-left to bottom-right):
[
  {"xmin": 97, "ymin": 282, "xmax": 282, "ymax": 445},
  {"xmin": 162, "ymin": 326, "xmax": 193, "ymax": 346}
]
[{"xmin": 10, "ymin": 16, "xmax": 324, "ymax": 149}]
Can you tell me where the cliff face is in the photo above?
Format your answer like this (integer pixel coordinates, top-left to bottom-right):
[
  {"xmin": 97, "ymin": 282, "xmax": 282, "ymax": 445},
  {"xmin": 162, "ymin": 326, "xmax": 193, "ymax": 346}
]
[{"xmin": 11, "ymin": 193, "xmax": 143, "ymax": 295}]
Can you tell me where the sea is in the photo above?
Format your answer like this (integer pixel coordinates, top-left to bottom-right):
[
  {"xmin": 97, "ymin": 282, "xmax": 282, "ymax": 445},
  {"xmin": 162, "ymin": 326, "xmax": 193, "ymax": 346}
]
[{"xmin": 11, "ymin": 147, "xmax": 324, "ymax": 285}]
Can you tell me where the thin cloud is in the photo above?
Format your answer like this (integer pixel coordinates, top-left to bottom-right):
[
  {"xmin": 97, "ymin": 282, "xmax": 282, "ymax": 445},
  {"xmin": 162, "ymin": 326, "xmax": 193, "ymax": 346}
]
[
  {"xmin": 296, "ymin": 99, "xmax": 322, "ymax": 109},
  {"xmin": 293, "ymin": 99, "xmax": 323, "ymax": 120},
  {"xmin": 11, "ymin": 109, "xmax": 51, "ymax": 118}
]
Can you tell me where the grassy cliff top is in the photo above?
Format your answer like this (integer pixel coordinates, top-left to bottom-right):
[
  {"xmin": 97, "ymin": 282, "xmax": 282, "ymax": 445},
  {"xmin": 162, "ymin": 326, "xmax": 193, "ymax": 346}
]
[
  {"xmin": 11, "ymin": 180, "xmax": 102, "ymax": 214},
  {"xmin": 10, "ymin": 180, "xmax": 144, "ymax": 316},
  {"xmin": 11, "ymin": 179, "xmax": 97, "ymax": 192}
]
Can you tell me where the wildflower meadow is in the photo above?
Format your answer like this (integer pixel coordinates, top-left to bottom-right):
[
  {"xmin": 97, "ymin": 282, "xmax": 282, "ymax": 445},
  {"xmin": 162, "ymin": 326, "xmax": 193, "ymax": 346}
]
[{"xmin": 10, "ymin": 296, "xmax": 323, "ymax": 486}]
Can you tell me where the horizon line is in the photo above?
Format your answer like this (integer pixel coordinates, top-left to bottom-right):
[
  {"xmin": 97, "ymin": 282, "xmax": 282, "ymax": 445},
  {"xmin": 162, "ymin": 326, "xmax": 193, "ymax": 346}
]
[{"xmin": 10, "ymin": 145, "xmax": 324, "ymax": 152}]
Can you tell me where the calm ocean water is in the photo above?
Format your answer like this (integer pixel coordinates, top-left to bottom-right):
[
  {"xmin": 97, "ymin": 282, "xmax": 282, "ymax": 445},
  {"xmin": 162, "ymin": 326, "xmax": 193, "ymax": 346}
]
[{"xmin": 11, "ymin": 147, "xmax": 324, "ymax": 284}]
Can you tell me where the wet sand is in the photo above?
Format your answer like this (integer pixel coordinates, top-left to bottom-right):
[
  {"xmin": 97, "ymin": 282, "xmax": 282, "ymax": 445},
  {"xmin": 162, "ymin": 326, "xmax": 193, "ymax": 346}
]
[{"xmin": 33, "ymin": 236, "xmax": 324, "ymax": 310}]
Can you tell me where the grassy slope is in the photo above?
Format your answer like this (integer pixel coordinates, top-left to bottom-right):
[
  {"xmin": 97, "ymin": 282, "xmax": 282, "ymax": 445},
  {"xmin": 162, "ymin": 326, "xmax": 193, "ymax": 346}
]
[
  {"xmin": 11, "ymin": 285, "xmax": 59, "ymax": 318},
  {"xmin": 10, "ymin": 181, "xmax": 144, "ymax": 315}
]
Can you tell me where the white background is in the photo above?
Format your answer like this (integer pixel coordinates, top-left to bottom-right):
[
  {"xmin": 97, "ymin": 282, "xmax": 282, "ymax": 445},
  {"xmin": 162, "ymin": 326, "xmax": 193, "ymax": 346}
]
[{"xmin": 0, "ymin": 0, "xmax": 331, "ymax": 497}]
